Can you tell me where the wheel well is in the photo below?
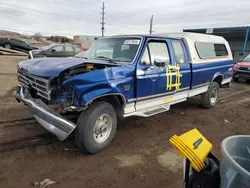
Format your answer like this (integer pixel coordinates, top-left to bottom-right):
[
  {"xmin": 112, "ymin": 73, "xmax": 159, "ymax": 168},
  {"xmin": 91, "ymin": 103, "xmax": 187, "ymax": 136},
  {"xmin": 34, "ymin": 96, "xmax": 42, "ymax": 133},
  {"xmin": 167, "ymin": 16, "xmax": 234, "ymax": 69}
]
[
  {"xmin": 94, "ymin": 95, "xmax": 125, "ymax": 118},
  {"xmin": 213, "ymin": 75, "xmax": 223, "ymax": 87}
]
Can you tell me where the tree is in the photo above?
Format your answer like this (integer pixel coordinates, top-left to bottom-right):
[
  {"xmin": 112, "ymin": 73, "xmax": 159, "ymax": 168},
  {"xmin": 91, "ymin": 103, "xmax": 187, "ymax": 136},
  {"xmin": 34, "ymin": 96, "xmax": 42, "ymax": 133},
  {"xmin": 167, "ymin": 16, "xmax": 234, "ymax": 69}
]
[{"xmin": 33, "ymin": 32, "xmax": 42, "ymax": 41}]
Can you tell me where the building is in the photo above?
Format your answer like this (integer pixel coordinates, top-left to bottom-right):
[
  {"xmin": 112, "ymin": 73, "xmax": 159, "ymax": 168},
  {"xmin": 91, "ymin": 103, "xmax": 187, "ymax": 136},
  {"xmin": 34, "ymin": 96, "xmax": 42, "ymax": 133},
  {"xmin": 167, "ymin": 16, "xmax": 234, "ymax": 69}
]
[
  {"xmin": 73, "ymin": 35, "xmax": 100, "ymax": 50},
  {"xmin": 183, "ymin": 26, "xmax": 250, "ymax": 61}
]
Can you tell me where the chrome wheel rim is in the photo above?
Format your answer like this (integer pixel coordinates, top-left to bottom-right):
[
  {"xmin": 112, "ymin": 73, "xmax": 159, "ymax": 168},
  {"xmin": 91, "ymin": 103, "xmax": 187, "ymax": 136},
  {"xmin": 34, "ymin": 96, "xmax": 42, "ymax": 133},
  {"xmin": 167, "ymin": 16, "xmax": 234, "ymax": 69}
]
[
  {"xmin": 210, "ymin": 88, "xmax": 218, "ymax": 104},
  {"xmin": 4, "ymin": 44, "xmax": 11, "ymax": 49},
  {"xmin": 93, "ymin": 114, "xmax": 112, "ymax": 143}
]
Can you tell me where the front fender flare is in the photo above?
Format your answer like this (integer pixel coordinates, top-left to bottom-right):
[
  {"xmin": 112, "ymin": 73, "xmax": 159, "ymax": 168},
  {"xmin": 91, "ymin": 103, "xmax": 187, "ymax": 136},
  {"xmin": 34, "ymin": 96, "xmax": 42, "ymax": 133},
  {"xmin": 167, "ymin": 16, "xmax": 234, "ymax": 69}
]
[{"xmin": 78, "ymin": 86, "xmax": 126, "ymax": 107}]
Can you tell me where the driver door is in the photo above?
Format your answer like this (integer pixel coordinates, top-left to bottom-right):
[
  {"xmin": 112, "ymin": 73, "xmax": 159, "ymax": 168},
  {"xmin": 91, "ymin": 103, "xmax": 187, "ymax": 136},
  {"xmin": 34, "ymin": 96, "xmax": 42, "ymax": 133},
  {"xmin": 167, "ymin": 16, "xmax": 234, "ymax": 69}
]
[{"xmin": 136, "ymin": 39, "xmax": 173, "ymax": 110}]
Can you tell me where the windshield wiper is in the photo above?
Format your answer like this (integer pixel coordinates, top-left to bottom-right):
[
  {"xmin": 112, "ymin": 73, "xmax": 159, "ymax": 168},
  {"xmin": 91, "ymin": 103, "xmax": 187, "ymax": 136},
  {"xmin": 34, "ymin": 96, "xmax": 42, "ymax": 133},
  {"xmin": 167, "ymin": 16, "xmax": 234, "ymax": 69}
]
[{"xmin": 95, "ymin": 56, "xmax": 117, "ymax": 64}]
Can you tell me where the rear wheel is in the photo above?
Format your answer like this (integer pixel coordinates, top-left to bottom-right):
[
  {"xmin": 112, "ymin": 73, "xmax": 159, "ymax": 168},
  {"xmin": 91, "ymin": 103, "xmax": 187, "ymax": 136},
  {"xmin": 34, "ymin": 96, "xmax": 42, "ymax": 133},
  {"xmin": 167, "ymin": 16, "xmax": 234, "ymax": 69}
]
[
  {"xmin": 4, "ymin": 43, "xmax": 12, "ymax": 49},
  {"xmin": 201, "ymin": 82, "xmax": 219, "ymax": 109},
  {"xmin": 75, "ymin": 101, "xmax": 117, "ymax": 154}
]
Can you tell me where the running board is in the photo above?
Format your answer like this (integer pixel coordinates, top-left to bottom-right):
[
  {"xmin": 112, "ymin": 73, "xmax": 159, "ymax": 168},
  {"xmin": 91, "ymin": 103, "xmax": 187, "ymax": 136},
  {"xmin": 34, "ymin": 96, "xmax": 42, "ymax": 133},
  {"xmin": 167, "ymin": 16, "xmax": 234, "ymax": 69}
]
[{"xmin": 123, "ymin": 103, "xmax": 170, "ymax": 117}]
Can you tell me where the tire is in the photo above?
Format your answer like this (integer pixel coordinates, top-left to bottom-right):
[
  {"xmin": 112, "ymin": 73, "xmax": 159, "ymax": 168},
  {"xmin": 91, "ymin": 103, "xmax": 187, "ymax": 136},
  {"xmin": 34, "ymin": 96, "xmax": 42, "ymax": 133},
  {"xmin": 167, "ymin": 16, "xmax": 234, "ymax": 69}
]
[
  {"xmin": 233, "ymin": 77, "xmax": 239, "ymax": 82},
  {"xmin": 75, "ymin": 101, "xmax": 117, "ymax": 154},
  {"xmin": 201, "ymin": 82, "xmax": 219, "ymax": 109},
  {"xmin": 4, "ymin": 43, "xmax": 12, "ymax": 49}
]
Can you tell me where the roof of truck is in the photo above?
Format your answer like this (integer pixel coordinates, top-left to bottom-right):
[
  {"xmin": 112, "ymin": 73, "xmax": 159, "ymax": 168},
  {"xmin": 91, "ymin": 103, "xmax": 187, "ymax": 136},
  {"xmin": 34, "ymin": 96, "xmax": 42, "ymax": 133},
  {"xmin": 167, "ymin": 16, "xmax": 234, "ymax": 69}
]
[{"xmin": 107, "ymin": 32, "xmax": 227, "ymax": 43}]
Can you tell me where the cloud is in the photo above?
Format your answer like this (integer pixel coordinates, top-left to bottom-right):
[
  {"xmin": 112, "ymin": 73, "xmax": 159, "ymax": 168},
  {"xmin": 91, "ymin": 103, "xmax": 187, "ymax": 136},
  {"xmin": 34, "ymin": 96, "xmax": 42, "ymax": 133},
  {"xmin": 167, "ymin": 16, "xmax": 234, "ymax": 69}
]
[{"xmin": 0, "ymin": 0, "xmax": 250, "ymax": 37}]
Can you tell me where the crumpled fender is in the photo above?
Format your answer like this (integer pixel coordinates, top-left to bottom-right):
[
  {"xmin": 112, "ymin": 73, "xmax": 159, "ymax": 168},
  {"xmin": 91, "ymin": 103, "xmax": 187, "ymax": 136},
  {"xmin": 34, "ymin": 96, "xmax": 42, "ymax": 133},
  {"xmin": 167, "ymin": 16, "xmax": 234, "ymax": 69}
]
[
  {"xmin": 77, "ymin": 83, "xmax": 125, "ymax": 106},
  {"xmin": 62, "ymin": 67, "xmax": 131, "ymax": 106}
]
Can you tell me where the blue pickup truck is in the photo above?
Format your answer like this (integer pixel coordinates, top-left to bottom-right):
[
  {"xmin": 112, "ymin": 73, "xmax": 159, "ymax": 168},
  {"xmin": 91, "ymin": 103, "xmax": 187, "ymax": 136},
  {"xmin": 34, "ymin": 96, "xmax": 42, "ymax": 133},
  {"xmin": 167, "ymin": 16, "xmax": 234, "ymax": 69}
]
[{"xmin": 14, "ymin": 33, "xmax": 234, "ymax": 153}]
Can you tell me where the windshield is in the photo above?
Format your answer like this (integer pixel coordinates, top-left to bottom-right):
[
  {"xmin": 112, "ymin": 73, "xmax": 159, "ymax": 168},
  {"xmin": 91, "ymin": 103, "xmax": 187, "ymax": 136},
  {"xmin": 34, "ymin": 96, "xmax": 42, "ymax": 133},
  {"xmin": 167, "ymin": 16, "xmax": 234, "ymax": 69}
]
[
  {"xmin": 23, "ymin": 40, "xmax": 29, "ymax": 45},
  {"xmin": 244, "ymin": 54, "xmax": 250, "ymax": 62},
  {"xmin": 76, "ymin": 37, "xmax": 141, "ymax": 63}
]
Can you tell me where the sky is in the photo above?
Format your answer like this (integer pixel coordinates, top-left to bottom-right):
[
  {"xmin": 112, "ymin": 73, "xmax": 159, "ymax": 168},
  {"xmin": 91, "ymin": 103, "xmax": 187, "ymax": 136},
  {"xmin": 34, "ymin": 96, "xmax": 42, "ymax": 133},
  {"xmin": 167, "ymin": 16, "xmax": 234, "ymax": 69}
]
[{"xmin": 0, "ymin": 0, "xmax": 250, "ymax": 38}]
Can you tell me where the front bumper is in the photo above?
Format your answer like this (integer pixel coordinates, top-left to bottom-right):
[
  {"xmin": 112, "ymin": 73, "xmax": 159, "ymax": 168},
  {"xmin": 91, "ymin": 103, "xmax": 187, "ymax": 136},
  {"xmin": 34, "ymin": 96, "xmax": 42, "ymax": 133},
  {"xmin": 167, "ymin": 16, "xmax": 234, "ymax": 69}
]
[
  {"xmin": 13, "ymin": 85, "xmax": 76, "ymax": 140},
  {"xmin": 233, "ymin": 70, "xmax": 250, "ymax": 80}
]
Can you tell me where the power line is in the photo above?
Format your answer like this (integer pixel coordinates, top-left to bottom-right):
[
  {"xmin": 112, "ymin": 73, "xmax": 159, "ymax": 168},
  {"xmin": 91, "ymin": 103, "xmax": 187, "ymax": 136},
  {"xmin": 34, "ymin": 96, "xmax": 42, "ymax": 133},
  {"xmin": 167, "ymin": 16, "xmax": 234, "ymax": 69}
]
[{"xmin": 100, "ymin": 2, "xmax": 105, "ymax": 37}]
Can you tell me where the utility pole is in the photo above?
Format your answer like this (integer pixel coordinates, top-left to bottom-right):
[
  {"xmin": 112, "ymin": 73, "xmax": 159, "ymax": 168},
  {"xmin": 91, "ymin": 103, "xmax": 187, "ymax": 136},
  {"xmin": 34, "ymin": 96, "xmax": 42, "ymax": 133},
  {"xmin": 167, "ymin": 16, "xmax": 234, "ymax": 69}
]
[
  {"xmin": 149, "ymin": 15, "xmax": 153, "ymax": 34},
  {"xmin": 68, "ymin": 21, "xmax": 71, "ymax": 39},
  {"xmin": 101, "ymin": 2, "xmax": 105, "ymax": 37}
]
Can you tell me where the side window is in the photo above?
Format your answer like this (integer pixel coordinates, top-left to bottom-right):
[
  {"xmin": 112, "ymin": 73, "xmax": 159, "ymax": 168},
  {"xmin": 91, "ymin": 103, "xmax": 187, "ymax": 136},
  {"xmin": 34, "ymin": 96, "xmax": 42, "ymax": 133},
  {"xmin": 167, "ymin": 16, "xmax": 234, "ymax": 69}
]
[
  {"xmin": 140, "ymin": 47, "xmax": 150, "ymax": 65},
  {"xmin": 65, "ymin": 46, "xmax": 74, "ymax": 52},
  {"xmin": 74, "ymin": 46, "xmax": 81, "ymax": 52},
  {"xmin": 148, "ymin": 41, "xmax": 170, "ymax": 66},
  {"xmin": 50, "ymin": 45, "xmax": 64, "ymax": 52},
  {"xmin": 11, "ymin": 39, "xmax": 19, "ymax": 43},
  {"xmin": 196, "ymin": 42, "xmax": 228, "ymax": 58},
  {"xmin": 172, "ymin": 40, "xmax": 186, "ymax": 64}
]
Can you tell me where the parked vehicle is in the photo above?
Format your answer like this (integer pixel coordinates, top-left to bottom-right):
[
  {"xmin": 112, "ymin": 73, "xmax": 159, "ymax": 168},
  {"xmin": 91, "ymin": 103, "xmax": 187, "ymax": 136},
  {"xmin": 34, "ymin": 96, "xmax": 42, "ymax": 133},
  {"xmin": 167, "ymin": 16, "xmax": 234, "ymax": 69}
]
[
  {"xmin": 0, "ymin": 37, "xmax": 36, "ymax": 52},
  {"xmin": 13, "ymin": 33, "xmax": 233, "ymax": 154},
  {"xmin": 232, "ymin": 54, "xmax": 250, "ymax": 82},
  {"xmin": 29, "ymin": 44, "xmax": 81, "ymax": 59}
]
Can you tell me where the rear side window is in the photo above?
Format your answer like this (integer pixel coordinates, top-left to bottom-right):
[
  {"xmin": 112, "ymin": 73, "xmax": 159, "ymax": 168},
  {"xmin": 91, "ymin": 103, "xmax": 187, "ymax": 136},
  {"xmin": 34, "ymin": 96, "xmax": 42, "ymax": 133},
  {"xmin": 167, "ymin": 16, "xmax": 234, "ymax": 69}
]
[
  {"xmin": 65, "ymin": 46, "xmax": 74, "ymax": 52},
  {"xmin": 74, "ymin": 46, "xmax": 81, "ymax": 52},
  {"xmin": 196, "ymin": 42, "xmax": 228, "ymax": 59},
  {"xmin": 51, "ymin": 45, "xmax": 64, "ymax": 52},
  {"xmin": 172, "ymin": 40, "xmax": 186, "ymax": 64}
]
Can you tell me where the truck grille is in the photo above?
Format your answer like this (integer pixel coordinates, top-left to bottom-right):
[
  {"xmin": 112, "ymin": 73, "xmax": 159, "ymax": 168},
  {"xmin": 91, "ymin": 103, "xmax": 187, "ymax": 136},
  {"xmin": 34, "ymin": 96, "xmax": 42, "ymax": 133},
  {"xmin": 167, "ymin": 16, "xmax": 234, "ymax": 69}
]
[
  {"xmin": 239, "ymin": 67, "xmax": 250, "ymax": 71},
  {"xmin": 237, "ymin": 72, "xmax": 250, "ymax": 78},
  {"xmin": 17, "ymin": 70, "xmax": 51, "ymax": 100}
]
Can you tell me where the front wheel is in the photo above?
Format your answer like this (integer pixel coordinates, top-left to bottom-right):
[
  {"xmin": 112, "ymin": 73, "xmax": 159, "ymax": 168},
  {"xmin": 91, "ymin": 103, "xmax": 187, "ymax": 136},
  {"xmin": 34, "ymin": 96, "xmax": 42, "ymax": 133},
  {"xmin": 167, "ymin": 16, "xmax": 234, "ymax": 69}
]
[
  {"xmin": 75, "ymin": 101, "xmax": 117, "ymax": 154},
  {"xmin": 201, "ymin": 82, "xmax": 219, "ymax": 109},
  {"xmin": 4, "ymin": 43, "xmax": 12, "ymax": 49}
]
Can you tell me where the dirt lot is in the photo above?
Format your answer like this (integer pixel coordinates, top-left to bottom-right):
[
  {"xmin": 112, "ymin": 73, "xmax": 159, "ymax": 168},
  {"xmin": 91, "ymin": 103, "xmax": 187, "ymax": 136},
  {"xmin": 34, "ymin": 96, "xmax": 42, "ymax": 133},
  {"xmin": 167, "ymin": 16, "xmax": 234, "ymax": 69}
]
[{"xmin": 0, "ymin": 55, "xmax": 249, "ymax": 188}]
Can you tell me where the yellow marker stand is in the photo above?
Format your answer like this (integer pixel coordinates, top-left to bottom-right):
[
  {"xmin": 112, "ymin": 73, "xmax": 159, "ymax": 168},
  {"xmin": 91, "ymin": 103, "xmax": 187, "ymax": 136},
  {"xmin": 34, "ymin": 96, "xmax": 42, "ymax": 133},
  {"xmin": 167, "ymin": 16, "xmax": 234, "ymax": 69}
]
[
  {"xmin": 171, "ymin": 135, "xmax": 205, "ymax": 168},
  {"xmin": 170, "ymin": 138, "xmax": 204, "ymax": 171},
  {"xmin": 166, "ymin": 64, "xmax": 182, "ymax": 92},
  {"xmin": 169, "ymin": 129, "xmax": 212, "ymax": 172}
]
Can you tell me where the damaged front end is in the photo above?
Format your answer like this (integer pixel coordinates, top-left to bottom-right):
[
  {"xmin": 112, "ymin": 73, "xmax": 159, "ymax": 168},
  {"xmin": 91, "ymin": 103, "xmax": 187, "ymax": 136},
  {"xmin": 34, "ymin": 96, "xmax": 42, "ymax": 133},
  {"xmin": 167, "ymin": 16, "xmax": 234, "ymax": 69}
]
[
  {"xmin": 14, "ymin": 61, "xmax": 117, "ymax": 140},
  {"xmin": 13, "ymin": 85, "xmax": 76, "ymax": 140}
]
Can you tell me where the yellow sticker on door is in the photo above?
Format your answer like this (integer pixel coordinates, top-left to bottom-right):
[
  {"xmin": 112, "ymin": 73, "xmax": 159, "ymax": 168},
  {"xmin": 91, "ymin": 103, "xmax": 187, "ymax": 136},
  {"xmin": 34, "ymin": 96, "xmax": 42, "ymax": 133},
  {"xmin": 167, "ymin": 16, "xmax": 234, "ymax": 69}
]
[{"xmin": 166, "ymin": 65, "xmax": 182, "ymax": 92}]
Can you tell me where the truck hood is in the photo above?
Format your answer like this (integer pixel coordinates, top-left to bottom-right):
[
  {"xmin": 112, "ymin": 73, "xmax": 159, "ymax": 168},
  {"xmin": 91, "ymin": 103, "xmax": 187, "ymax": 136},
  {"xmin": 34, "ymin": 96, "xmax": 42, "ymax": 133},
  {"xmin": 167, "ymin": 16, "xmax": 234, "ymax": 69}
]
[
  {"xmin": 237, "ymin": 62, "xmax": 250, "ymax": 67},
  {"xmin": 18, "ymin": 57, "xmax": 119, "ymax": 77}
]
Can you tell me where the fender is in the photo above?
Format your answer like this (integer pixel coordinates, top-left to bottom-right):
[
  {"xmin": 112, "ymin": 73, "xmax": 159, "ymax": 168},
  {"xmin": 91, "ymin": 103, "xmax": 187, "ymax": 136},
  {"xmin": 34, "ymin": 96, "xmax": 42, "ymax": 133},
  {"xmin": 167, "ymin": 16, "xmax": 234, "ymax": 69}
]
[
  {"xmin": 212, "ymin": 72, "xmax": 223, "ymax": 83},
  {"xmin": 78, "ymin": 84, "xmax": 126, "ymax": 106}
]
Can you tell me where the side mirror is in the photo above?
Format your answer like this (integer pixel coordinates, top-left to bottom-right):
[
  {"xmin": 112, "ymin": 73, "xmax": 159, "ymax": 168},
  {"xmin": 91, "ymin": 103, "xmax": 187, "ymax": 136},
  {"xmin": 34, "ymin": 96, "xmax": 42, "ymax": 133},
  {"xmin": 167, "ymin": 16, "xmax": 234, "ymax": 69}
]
[
  {"xmin": 153, "ymin": 59, "xmax": 166, "ymax": 67},
  {"xmin": 144, "ymin": 66, "xmax": 162, "ymax": 75},
  {"xmin": 50, "ymin": 49, "xmax": 56, "ymax": 52},
  {"xmin": 238, "ymin": 58, "xmax": 243, "ymax": 62}
]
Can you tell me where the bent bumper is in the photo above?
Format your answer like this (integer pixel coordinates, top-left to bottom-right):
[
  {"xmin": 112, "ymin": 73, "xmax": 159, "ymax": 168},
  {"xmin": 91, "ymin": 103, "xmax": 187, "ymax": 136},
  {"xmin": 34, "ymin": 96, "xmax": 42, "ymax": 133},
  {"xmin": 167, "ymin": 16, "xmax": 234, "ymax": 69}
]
[{"xmin": 13, "ymin": 85, "xmax": 76, "ymax": 140}]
